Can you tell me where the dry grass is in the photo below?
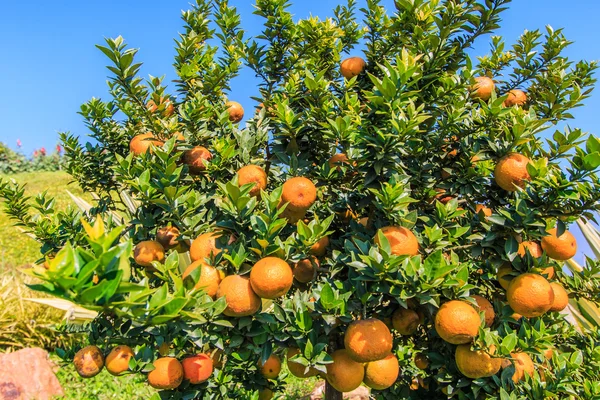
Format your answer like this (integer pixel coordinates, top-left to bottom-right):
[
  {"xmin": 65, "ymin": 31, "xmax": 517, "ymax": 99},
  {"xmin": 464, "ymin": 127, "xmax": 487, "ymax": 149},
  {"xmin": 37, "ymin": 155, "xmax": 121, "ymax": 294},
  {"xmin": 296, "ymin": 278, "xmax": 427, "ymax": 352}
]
[{"xmin": 0, "ymin": 265, "xmax": 73, "ymax": 351}]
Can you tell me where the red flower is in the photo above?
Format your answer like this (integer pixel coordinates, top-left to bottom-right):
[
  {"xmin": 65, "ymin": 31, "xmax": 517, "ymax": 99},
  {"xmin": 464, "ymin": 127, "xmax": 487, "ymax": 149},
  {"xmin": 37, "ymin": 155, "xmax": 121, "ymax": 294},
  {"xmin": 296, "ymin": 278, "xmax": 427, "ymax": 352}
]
[
  {"xmin": 40, "ymin": 147, "xmax": 46, "ymax": 156},
  {"xmin": 33, "ymin": 150, "xmax": 39, "ymax": 157},
  {"xmin": 56, "ymin": 144, "xmax": 62, "ymax": 153}
]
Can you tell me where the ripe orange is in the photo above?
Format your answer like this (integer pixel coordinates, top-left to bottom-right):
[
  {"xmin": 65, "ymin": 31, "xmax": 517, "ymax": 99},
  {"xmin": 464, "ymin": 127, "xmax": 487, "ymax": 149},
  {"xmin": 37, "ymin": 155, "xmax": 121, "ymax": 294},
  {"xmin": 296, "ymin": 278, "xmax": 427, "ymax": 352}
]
[
  {"xmin": 280, "ymin": 177, "xmax": 317, "ymax": 215},
  {"xmin": 259, "ymin": 354, "xmax": 282, "ymax": 379},
  {"xmin": 506, "ymin": 273, "xmax": 554, "ymax": 318},
  {"xmin": 337, "ymin": 208, "xmax": 355, "ymax": 224},
  {"xmin": 156, "ymin": 226, "xmax": 180, "ymax": 250},
  {"xmin": 455, "ymin": 344, "xmax": 501, "ymax": 379},
  {"xmin": 310, "ymin": 236, "xmax": 329, "ymax": 257},
  {"xmin": 292, "ymin": 257, "xmax": 318, "ymax": 283},
  {"xmin": 414, "ymin": 353, "xmax": 429, "ymax": 370},
  {"xmin": 543, "ymin": 348, "xmax": 554, "ymax": 361},
  {"xmin": 363, "ymin": 354, "xmax": 400, "ymax": 390},
  {"xmin": 471, "ymin": 76, "xmax": 495, "ymax": 100},
  {"xmin": 237, "ymin": 165, "xmax": 268, "ymax": 197},
  {"xmin": 258, "ymin": 389, "xmax": 274, "ymax": 400},
  {"xmin": 434, "ymin": 300, "xmax": 481, "ymax": 344},
  {"xmin": 182, "ymin": 261, "xmax": 222, "ymax": 298},
  {"xmin": 517, "ymin": 241, "xmax": 543, "ymax": 258},
  {"xmin": 148, "ymin": 357, "xmax": 184, "ymax": 389},
  {"xmin": 73, "ymin": 345, "xmax": 104, "ymax": 378},
  {"xmin": 433, "ymin": 188, "xmax": 454, "ymax": 204},
  {"xmin": 105, "ymin": 345, "xmax": 134, "ymax": 376},
  {"xmin": 475, "ymin": 204, "xmax": 492, "ymax": 217},
  {"xmin": 328, "ymin": 153, "xmax": 349, "ymax": 170},
  {"xmin": 472, "ymin": 295, "xmax": 495, "ymax": 327},
  {"xmin": 541, "ymin": 228, "xmax": 577, "ymax": 260},
  {"xmin": 216, "ymin": 275, "xmax": 261, "ymax": 317},
  {"xmin": 510, "ymin": 311, "xmax": 523, "ymax": 321},
  {"xmin": 226, "ymin": 101, "xmax": 244, "ymax": 123},
  {"xmin": 374, "ymin": 226, "xmax": 419, "ymax": 256},
  {"xmin": 286, "ymin": 347, "xmax": 319, "ymax": 378},
  {"xmin": 325, "ymin": 349, "xmax": 364, "ymax": 392},
  {"xmin": 392, "ymin": 307, "xmax": 420, "ymax": 335},
  {"xmin": 182, "ymin": 354, "xmax": 213, "ymax": 384},
  {"xmin": 549, "ymin": 282, "xmax": 569, "ymax": 312},
  {"xmin": 130, "ymin": 133, "xmax": 163, "ymax": 156},
  {"xmin": 504, "ymin": 89, "xmax": 527, "ymax": 107},
  {"xmin": 133, "ymin": 240, "xmax": 165, "ymax": 268},
  {"xmin": 183, "ymin": 146, "xmax": 212, "ymax": 174},
  {"xmin": 344, "ymin": 318, "xmax": 393, "ymax": 362},
  {"xmin": 497, "ymin": 263, "xmax": 514, "ymax": 290},
  {"xmin": 501, "ymin": 352, "xmax": 534, "ymax": 383},
  {"xmin": 190, "ymin": 231, "xmax": 231, "ymax": 263},
  {"xmin": 172, "ymin": 131, "xmax": 185, "ymax": 141},
  {"xmin": 494, "ymin": 153, "xmax": 531, "ymax": 192},
  {"xmin": 340, "ymin": 57, "xmax": 366, "ymax": 79},
  {"xmin": 147, "ymin": 96, "xmax": 174, "ymax": 117},
  {"xmin": 250, "ymin": 257, "xmax": 293, "ymax": 299},
  {"xmin": 538, "ymin": 266, "xmax": 555, "ymax": 279},
  {"xmin": 409, "ymin": 378, "xmax": 419, "ymax": 391}
]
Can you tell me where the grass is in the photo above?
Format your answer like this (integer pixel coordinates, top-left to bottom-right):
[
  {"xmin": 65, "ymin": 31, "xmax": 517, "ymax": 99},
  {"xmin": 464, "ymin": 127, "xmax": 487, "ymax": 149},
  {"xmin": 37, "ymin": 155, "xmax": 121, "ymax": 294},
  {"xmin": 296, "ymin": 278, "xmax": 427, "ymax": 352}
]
[
  {"xmin": 0, "ymin": 171, "xmax": 86, "ymax": 265},
  {"xmin": 0, "ymin": 171, "xmax": 317, "ymax": 399}
]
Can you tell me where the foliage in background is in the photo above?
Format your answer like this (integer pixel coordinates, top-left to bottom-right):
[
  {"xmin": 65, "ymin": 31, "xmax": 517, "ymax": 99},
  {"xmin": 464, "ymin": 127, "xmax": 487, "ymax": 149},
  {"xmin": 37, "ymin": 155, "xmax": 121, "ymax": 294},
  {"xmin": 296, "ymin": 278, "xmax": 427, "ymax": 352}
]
[
  {"xmin": 0, "ymin": 141, "xmax": 64, "ymax": 174},
  {"xmin": 1, "ymin": 0, "xmax": 600, "ymax": 399}
]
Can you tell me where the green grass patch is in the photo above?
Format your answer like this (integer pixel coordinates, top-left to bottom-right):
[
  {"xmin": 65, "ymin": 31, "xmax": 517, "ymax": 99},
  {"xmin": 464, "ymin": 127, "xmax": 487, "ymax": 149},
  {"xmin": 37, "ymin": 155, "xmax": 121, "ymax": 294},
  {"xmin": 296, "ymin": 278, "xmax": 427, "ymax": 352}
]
[
  {"xmin": 0, "ymin": 171, "xmax": 87, "ymax": 266},
  {"xmin": 54, "ymin": 360, "xmax": 155, "ymax": 400}
]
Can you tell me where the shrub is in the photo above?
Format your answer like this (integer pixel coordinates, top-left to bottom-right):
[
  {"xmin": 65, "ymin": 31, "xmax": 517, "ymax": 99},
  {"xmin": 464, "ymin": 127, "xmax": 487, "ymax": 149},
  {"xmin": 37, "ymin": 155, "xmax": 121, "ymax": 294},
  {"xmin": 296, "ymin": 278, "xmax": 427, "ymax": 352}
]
[
  {"xmin": 2, "ymin": 0, "xmax": 600, "ymax": 399},
  {"xmin": 0, "ymin": 142, "xmax": 64, "ymax": 174},
  {"xmin": 0, "ymin": 142, "xmax": 27, "ymax": 174}
]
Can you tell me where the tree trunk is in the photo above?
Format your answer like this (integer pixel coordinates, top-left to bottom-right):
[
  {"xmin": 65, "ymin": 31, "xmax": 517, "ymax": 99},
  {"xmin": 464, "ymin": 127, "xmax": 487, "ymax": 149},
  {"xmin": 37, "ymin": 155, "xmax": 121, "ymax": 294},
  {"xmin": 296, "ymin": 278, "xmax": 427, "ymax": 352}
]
[
  {"xmin": 325, "ymin": 380, "xmax": 343, "ymax": 400},
  {"xmin": 325, "ymin": 334, "xmax": 343, "ymax": 400}
]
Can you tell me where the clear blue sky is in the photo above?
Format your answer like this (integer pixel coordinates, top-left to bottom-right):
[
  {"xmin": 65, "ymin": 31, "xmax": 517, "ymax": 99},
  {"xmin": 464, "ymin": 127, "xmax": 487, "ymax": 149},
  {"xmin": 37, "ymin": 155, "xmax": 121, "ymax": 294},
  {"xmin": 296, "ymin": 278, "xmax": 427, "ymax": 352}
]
[{"xmin": 1, "ymin": 0, "xmax": 599, "ymax": 262}]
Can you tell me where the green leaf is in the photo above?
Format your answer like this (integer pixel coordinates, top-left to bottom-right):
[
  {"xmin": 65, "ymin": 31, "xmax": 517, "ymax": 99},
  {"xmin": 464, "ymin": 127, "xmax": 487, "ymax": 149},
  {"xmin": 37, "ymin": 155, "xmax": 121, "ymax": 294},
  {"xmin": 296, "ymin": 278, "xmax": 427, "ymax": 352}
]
[
  {"xmin": 148, "ymin": 284, "xmax": 168, "ymax": 309},
  {"xmin": 320, "ymin": 283, "xmax": 335, "ymax": 310},
  {"xmin": 583, "ymin": 152, "xmax": 600, "ymax": 170},
  {"xmin": 501, "ymin": 333, "xmax": 517, "ymax": 353},
  {"xmin": 586, "ymin": 135, "xmax": 600, "ymax": 153}
]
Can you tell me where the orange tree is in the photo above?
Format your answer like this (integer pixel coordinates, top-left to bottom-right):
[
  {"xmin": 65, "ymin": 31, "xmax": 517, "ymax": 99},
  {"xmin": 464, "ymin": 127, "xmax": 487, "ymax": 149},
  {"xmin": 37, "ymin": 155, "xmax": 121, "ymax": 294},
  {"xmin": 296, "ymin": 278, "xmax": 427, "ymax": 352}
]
[{"xmin": 2, "ymin": 0, "xmax": 600, "ymax": 399}]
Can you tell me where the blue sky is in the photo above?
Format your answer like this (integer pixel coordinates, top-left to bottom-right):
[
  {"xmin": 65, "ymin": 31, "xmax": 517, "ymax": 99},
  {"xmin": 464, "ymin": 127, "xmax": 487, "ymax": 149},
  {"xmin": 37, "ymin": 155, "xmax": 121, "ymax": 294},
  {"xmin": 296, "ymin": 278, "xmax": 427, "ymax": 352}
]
[{"xmin": 1, "ymin": 0, "xmax": 599, "ymax": 262}]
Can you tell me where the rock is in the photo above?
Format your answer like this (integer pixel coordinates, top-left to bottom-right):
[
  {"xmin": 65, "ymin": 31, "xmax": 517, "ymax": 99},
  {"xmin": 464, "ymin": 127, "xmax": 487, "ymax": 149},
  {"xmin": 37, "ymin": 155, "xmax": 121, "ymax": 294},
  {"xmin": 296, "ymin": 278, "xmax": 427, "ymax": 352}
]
[
  {"xmin": 308, "ymin": 381, "xmax": 370, "ymax": 400},
  {"xmin": 0, "ymin": 348, "xmax": 63, "ymax": 399}
]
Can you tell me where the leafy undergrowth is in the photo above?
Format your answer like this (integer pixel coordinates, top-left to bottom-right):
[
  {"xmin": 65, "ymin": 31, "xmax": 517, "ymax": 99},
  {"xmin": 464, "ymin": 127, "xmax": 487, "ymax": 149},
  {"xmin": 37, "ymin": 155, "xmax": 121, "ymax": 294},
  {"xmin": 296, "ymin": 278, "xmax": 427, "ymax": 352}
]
[{"xmin": 0, "ymin": 171, "xmax": 316, "ymax": 399}]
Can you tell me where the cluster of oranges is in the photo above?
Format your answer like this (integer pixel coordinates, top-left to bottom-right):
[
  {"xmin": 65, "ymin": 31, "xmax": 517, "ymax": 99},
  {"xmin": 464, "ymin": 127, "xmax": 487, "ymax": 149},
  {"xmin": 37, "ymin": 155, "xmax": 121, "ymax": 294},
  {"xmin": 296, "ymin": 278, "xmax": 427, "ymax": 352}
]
[
  {"xmin": 253, "ymin": 319, "xmax": 399, "ymax": 395},
  {"xmin": 73, "ymin": 344, "xmax": 217, "ymax": 390},
  {"xmin": 128, "ymin": 99, "xmax": 244, "ymax": 176},
  {"xmin": 432, "ymin": 226, "xmax": 575, "ymax": 381}
]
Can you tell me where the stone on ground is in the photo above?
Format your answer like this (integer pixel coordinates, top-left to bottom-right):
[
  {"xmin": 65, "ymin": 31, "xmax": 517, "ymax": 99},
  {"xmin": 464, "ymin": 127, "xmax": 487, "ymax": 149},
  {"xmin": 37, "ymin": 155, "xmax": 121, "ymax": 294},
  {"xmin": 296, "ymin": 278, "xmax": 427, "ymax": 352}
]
[{"xmin": 0, "ymin": 348, "xmax": 63, "ymax": 399}]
